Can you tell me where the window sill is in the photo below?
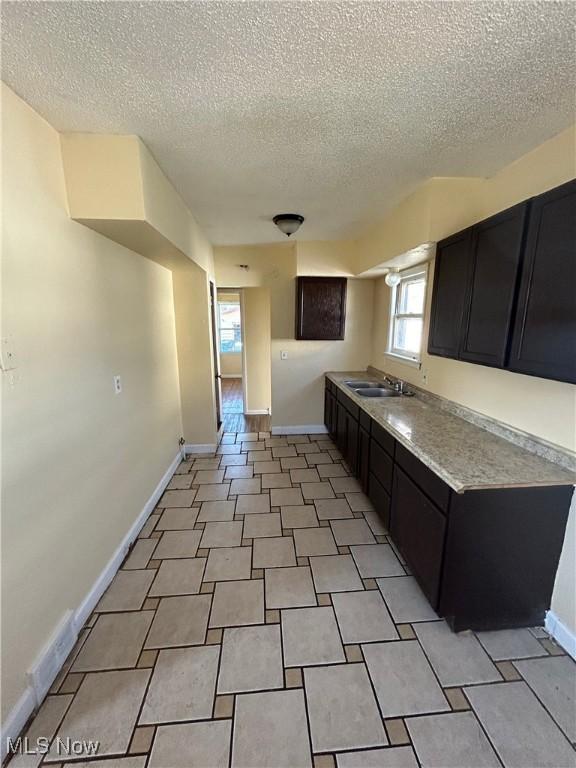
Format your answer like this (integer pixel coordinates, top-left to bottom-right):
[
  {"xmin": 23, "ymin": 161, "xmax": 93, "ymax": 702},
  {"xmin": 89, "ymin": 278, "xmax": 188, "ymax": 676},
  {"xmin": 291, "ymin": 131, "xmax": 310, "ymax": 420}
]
[{"xmin": 384, "ymin": 351, "xmax": 422, "ymax": 369}]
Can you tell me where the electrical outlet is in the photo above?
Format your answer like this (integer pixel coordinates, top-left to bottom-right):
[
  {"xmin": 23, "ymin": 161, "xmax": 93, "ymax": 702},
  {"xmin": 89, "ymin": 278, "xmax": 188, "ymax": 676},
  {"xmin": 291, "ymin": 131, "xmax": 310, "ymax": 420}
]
[
  {"xmin": 280, "ymin": 351, "xmax": 288, "ymax": 360},
  {"xmin": 421, "ymin": 371, "xmax": 428, "ymax": 385},
  {"xmin": 113, "ymin": 375, "xmax": 122, "ymax": 394}
]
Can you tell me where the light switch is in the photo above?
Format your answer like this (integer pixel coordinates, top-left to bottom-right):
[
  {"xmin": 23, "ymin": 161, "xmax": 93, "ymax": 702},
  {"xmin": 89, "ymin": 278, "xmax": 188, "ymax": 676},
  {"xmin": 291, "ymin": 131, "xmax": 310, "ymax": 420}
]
[
  {"xmin": 280, "ymin": 351, "xmax": 288, "ymax": 360},
  {"xmin": 113, "ymin": 375, "xmax": 122, "ymax": 394}
]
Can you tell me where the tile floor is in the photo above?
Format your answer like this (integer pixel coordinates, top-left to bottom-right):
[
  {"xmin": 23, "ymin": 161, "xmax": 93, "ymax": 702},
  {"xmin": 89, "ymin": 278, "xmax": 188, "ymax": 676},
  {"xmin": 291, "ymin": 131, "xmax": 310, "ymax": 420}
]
[{"xmin": 10, "ymin": 432, "xmax": 576, "ymax": 768}]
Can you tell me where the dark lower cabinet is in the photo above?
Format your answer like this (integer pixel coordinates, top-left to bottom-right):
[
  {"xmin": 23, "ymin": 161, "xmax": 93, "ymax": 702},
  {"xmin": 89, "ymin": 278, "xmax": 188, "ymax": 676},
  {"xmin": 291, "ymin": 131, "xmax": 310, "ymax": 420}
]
[
  {"xmin": 439, "ymin": 485, "xmax": 573, "ymax": 631},
  {"xmin": 324, "ymin": 377, "xmax": 573, "ymax": 633},
  {"xmin": 391, "ymin": 467, "xmax": 446, "ymax": 608}
]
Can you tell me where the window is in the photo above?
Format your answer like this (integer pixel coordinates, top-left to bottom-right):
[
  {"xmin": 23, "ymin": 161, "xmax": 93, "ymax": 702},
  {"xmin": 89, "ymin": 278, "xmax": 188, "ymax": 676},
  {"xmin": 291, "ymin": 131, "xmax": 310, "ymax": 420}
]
[
  {"xmin": 387, "ymin": 265, "xmax": 427, "ymax": 363},
  {"xmin": 218, "ymin": 301, "xmax": 242, "ymax": 353}
]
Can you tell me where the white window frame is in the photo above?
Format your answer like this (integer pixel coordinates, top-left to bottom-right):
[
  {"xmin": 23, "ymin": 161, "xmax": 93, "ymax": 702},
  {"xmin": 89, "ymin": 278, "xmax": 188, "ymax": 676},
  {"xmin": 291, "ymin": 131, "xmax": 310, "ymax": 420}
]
[{"xmin": 386, "ymin": 264, "xmax": 428, "ymax": 366}]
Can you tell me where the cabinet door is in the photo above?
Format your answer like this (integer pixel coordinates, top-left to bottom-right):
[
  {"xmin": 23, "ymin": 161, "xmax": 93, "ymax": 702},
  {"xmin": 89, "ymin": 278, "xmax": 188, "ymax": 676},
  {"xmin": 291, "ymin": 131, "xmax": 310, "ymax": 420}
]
[
  {"xmin": 346, "ymin": 413, "xmax": 359, "ymax": 476},
  {"xmin": 368, "ymin": 472, "xmax": 391, "ymax": 530},
  {"xmin": 324, "ymin": 389, "xmax": 336, "ymax": 436},
  {"xmin": 391, "ymin": 467, "xmax": 446, "ymax": 608},
  {"xmin": 296, "ymin": 277, "xmax": 347, "ymax": 340},
  {"xmin": 428, "ymin": 228, "xmax": 474, "ymax": 358},
  {"xmin": 358, "ymin": 427, "xmax": 370, "ymax": 492},
  {"xmin": 508, "ymin": 180, "xmax": 576, "ymax": 384},
  {"xmin": 459, "ymin": 203, "xmax": 528, "ymax": 367},
  {"xmin": 336, "ymin": 402, "xmax": 348, "ymax": 455},
  {"xmin": 369, "ymin": 439, "xmax": 393, "ymax": 494},
  {"xmin": 324, "ymin": 388, "xmax": 331, "ymax": 433},
  {"xmin": 329, "ymin": 393, "xmax": 336, "ymax": 437}
]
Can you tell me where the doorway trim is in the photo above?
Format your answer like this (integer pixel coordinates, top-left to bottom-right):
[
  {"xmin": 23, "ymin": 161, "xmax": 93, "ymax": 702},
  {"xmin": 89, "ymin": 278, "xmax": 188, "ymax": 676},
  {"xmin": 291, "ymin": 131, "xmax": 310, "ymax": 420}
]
[
  {"xmin": 209, "ymin": 281, "xmax": 222, "ymax": 431},
  {"xmin": 239, "ymin": 288, "xmax": 248, "ymax": 415}
]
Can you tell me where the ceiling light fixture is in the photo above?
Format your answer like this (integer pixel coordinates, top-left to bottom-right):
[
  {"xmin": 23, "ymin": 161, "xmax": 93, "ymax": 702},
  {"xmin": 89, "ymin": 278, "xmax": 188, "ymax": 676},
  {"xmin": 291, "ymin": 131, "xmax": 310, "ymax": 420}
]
[
  {"xmin": 273, "ymin": 213, "xmax": 304, "ymax": 237},
  {"xmin": 385, "ymin": 269, "xmax": 401, "ymax": 288}
]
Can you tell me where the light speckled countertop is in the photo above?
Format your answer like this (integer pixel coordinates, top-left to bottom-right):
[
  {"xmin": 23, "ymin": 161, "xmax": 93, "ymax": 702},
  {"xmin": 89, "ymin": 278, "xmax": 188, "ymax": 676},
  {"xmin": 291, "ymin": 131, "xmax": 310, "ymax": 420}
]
[{"xmin": 327, "ymin": 372, "xmax": 576, "ymax": 493}]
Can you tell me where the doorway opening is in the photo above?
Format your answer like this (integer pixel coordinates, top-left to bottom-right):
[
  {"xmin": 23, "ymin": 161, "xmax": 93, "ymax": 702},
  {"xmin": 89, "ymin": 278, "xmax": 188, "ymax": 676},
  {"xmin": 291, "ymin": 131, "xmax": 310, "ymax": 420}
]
[
  {"xmin": 216, "ymin": 287, "xmax": 272, "ymax": 433},
  {"xmin": 217, "ymin": 290, "xmax": 244, "ymax": 415}
]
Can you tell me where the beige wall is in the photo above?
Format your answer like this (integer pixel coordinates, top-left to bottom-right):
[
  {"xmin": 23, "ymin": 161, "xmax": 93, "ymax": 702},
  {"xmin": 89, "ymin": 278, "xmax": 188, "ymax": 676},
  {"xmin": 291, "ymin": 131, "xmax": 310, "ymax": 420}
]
[
  {"xmin": 297, "ymin": 240, "xmax": 357, "ymax": 276},
  {"xmin": 1, "ymin": 85, "xmax": 184, "ymax": 718},
  {"xmin": 368, "ymin": 125, "xmax": 576, "ymax": 447},
  {"xmin": 214, "ymin": 244, "xmax": 375, "ymax": 426},
  {"xmin": 173, "ymin": 265, "xmax": 217, "ymax": 445},
  {"xmin": 273, "ymin": 278, "xmax": 375, "ymax": 425},
  {"xmin": 60, "ymin": 124, "xmax": 219, "ymax": 449},
  {"xmin": 243, "ymin": 288, "xmax": 272, "ymax": 413},
  {"xmin": 355, "ymin": 126, "xmax": 576, "ymax": 275},
  {"xmin": 220, "ymin": 353, "xmax": 242, "ymax": 377},
  {"xmin": 367, "ymin": 129, "xmax": 576, "ymax": 638},
  {"xmin": 60, "ymin": 132, "xmax": 215, "ymax": 276}
]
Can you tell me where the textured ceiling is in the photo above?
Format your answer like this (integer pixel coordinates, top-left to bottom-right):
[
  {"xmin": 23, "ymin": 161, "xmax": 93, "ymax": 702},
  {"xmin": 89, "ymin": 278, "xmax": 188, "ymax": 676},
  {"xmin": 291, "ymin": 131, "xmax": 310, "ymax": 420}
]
[{"xmin": 2, "ymin": 1, "xmax": 575, "ymax": 245}]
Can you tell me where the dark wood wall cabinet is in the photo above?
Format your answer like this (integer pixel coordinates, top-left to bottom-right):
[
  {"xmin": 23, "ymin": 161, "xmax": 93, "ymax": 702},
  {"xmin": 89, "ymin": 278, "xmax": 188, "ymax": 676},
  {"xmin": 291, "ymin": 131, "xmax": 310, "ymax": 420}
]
[
  {"xmin": 428, "ymin": 179, "xmax": 576, "ymax": 383},
  {"xmin": 324, "ymin": 377, "xmax": 572, "ymax": 632},
  {"xmin": 296, "ymin": 277, "xmax": 347, "ymax": 340}
]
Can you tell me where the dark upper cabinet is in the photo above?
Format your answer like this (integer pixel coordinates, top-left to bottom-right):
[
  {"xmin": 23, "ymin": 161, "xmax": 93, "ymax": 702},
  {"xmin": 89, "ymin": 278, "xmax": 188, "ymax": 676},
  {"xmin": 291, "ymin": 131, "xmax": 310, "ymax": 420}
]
[
  {"xmin": 508, "ymin": 180, "xmax": 576, "ymax": 384},
  {"xmin": 428, "ymin": 180, "xmax": 576, "ymax": 383},
  {"xmin": 459, "ymin": 202, "xmax": 528, "ymax": 368},
  {"xmin": 428, "ymin": 228, "xmax": 473, "ymax": 357},
  {"xmin": 296, "ymin": 277, "xmax": 347, "ymax": 340}
]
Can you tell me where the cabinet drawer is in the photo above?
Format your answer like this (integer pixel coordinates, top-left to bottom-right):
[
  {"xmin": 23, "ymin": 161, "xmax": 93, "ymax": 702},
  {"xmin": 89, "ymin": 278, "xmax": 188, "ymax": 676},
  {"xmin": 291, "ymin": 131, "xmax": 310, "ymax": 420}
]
[
  {"xmin": 371, "ymin": 421, "xmax": 395, "ymax": 457},
  {"xmin": 360, "ymin": 410, "xmax": 372, "ymax": 432},
  {"xmin": 368, "ymin": 472, "xmax": 391, "ymax": 530},
  {"xmin": 395, "ymin": 443, "xmax": 451, "ymax": 512},
  {"xmin": 369, "ymin": 439, "xmax": 393, "ymax": 494},
  {"xmin": 391, "ymin": 467, "xmax": 446, "ymax": 608}
]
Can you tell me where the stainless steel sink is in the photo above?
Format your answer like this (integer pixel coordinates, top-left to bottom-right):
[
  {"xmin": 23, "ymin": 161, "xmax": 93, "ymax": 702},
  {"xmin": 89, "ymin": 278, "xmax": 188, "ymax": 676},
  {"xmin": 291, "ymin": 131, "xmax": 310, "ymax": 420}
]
[
  {"xmin": 355, "ymin": 387, "xmax": 401, "ymax": 398},
  {"xmin": 344, "ymin": 380, "xmax": 378, "ymax": 388}
]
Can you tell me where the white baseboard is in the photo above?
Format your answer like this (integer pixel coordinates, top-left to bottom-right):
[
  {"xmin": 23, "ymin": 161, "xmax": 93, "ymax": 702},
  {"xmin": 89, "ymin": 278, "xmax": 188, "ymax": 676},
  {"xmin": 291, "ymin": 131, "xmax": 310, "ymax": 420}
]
[
  {"xmin": 245, "ymin": 409, "xmax": 269, "ymax": 416},
  {"xmin": 545, "ymin": 610, "xmax": 576, "ymax": 659},
  {"xmin": 73, "ymin": 451, "xmax": 180, "ymax": 630},
  {"xmin": 1, "ymin": 687, "xmax": 36, "ymax": 762},
  {"xmin": 184, "ymin": 443, "xmax": 217, "ymax": 454},
  {"xmin": 0, "ymin": 450, "xmax": 181, "ymax": 761},
  {"xmin": 28, "ymin": 610, "xmax": 76, "ymax": 707},
  {"xmin": 272, "ymin": 424, "xmax": 328, "ymax": 435}
]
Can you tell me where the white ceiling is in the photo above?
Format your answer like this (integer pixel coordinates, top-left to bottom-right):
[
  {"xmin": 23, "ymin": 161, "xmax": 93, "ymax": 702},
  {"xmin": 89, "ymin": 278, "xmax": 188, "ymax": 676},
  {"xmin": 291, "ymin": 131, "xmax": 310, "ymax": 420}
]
[{"xmin": 2, "ymin": 1, "xmax": 575, "ymax": 245}]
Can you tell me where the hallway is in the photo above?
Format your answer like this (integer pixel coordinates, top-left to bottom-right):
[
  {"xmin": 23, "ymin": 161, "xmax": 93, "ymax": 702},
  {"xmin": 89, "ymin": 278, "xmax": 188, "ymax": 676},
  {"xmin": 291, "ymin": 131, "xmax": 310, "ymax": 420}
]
[
  {"xmin": 221, "ymin": 378, "xmax": 271, "ymax": 433},
  {"xmin": 12, "ymin": 432, "xmax": 575, "ymax": 768}
]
